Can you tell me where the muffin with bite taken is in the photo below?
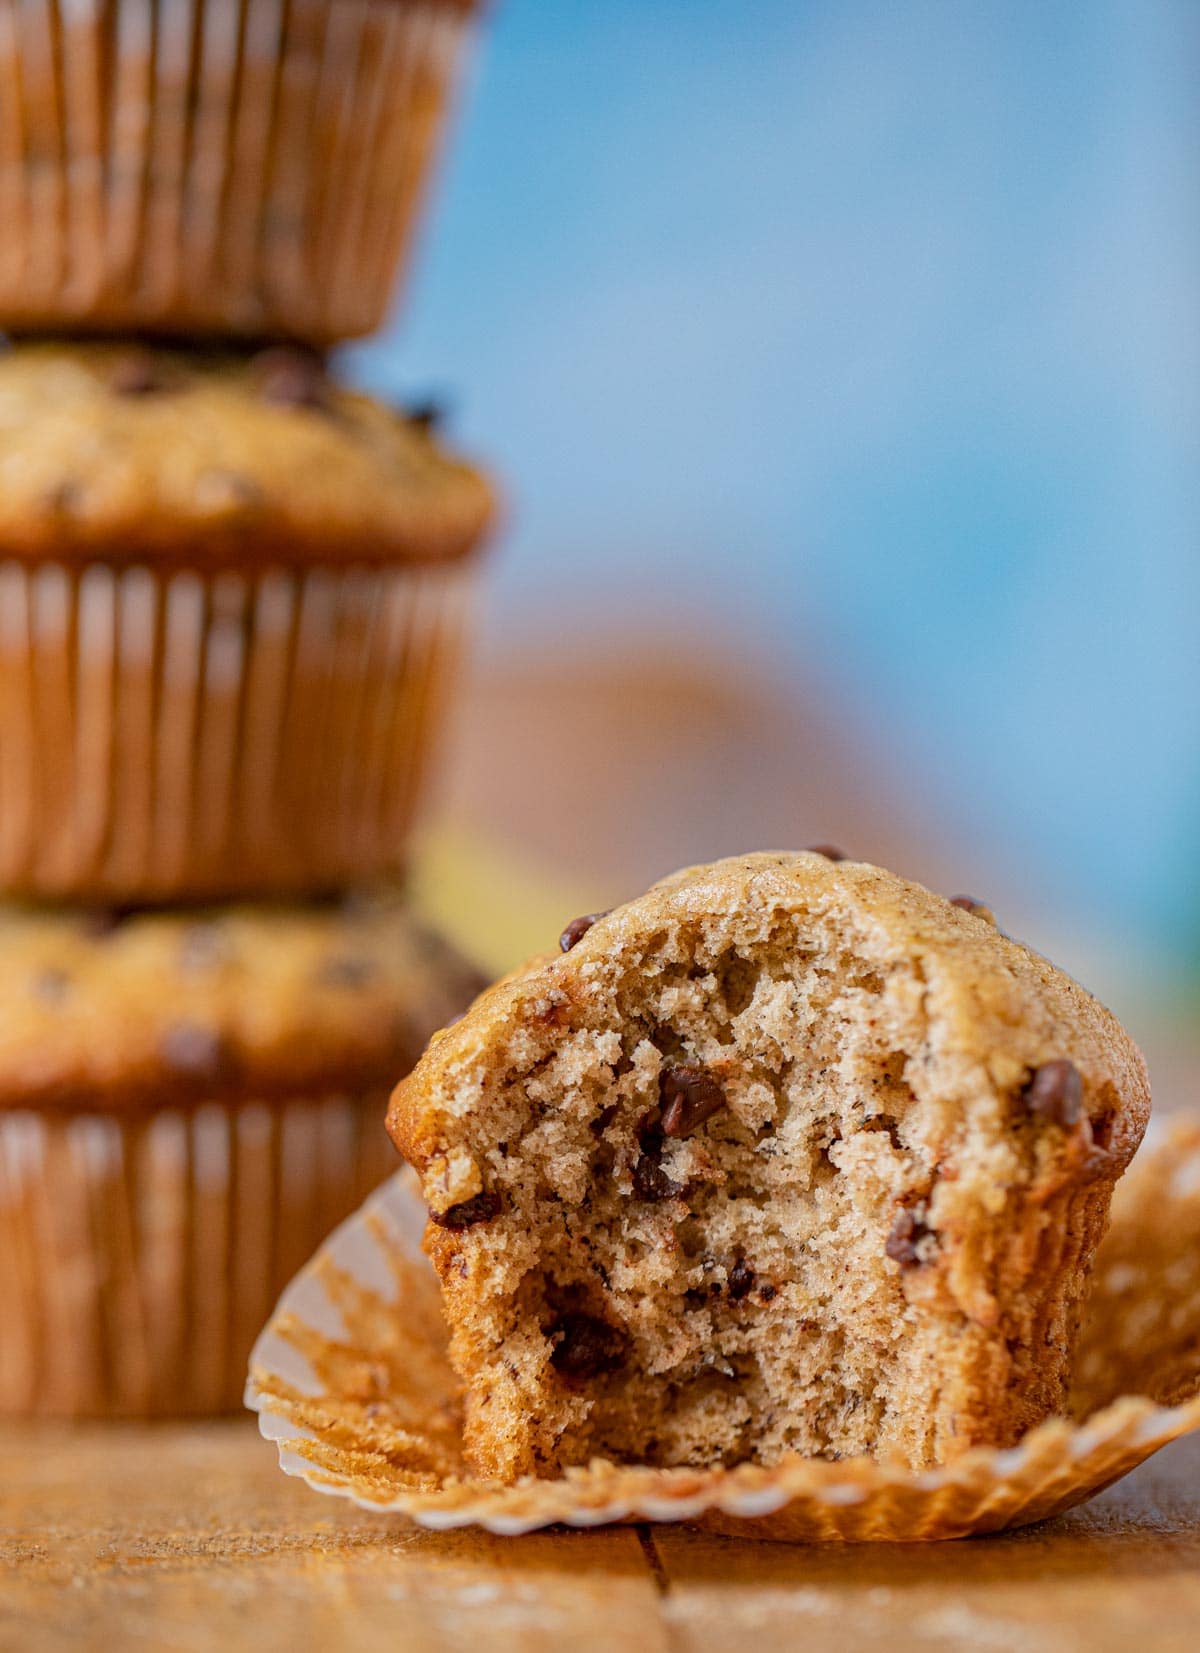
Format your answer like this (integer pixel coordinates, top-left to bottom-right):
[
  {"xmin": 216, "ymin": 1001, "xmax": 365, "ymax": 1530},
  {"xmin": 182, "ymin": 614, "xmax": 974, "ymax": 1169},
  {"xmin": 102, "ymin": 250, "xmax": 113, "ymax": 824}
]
[{"xmin": 389, "ymin": 851, "xmax": 1150, "ymax": 1481}]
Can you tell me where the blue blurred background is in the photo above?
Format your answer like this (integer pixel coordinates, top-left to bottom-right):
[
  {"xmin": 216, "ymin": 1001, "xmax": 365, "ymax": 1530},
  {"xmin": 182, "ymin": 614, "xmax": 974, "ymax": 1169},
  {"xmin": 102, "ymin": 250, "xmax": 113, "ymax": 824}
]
[{"xmin": 349, "ymin": 0, "xmax": 1199, "ymax": 982}]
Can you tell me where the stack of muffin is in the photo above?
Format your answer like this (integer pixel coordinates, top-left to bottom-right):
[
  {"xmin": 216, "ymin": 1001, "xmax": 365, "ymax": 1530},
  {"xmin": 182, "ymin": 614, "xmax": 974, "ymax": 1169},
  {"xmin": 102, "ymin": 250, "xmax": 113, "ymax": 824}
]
[{"xmin": 0, "ymin": 0, "xmax": 491, "ymax": 1416}]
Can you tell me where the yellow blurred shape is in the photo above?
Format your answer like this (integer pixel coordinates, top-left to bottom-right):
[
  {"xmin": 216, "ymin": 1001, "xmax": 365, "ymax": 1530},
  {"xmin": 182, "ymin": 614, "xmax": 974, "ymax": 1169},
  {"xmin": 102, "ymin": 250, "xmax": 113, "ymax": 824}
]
[{"xmin": 410, "ymin": 825, "xmax": 608, "ymax": 979}]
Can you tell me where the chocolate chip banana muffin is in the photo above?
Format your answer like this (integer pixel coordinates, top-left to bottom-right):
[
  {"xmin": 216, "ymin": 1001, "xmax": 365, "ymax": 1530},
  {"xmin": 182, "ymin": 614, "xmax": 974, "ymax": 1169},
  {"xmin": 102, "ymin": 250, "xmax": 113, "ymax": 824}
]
[
  {"xmin": 0, "ymin": 0, "xmax": 482, "ymax": 343},
  {"xmin": 0, "ymin": 889, "xmax": 484, "ymax": 1417},
  {"xmin": 388, "ymin": 851, "xmax": 1150, "ymax": 1481},
  {"xmin": 0, "ymin": 340, "xmax": 496, "ymax": 899}
]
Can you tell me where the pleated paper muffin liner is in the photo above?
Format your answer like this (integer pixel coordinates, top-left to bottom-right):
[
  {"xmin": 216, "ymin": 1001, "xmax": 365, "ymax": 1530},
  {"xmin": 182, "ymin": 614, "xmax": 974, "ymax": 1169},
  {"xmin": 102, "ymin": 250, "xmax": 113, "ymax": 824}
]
[
  {"xmin": 0, "ymin": 1089, "xmax": 397, "ymax": 1418},
  {"xmin": 0, "ymin": 556, "xmax": 473, "ymax": 899},
  {"xmin": 246, "ymin": 1122, "xmax": 1200, "ymax": 1541},
  {"xmin": 0, "ymin": 0, "xmax": 479, "ymax": 343}
]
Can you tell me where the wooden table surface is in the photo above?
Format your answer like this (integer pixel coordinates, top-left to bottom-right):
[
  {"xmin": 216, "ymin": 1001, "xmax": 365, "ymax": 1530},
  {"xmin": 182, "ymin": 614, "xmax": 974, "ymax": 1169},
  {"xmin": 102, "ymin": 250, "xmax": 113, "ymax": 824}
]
[{"xmin": 4, "ymin": 1420, "xmax": 1200, "ymax": 1651}]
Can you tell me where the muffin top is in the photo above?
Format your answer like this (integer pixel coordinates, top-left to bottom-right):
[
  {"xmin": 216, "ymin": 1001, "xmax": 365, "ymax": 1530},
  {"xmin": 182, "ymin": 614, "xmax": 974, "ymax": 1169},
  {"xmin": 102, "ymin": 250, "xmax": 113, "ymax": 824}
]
[
  {"xmin": 0, "ymin": 342, "xmax": 496, "ymax": 568},
  {"xmin": 392, "ymin": 850, "xmax": 1150, "ymax": 1174},
  {"xmin": 0, "ymin": 890, "xmax": 484, "ymax": 1112}
]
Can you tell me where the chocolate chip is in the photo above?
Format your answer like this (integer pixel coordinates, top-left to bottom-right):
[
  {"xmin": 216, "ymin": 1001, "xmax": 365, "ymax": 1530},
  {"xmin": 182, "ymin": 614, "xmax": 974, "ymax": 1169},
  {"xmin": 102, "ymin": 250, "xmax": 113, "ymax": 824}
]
[
  {"xmin": 631, "ymin": 1114, "xmax": 686, "ymax": 1201},
  {"xmin": 632, "ymin": 1153, "xmax": 684, "ymax": 1201},
  {"xmin": 406, "ymin": 397, "xmax": 447, "ymax": 432},
  {"xmin": 428, "ymin": 1190, "xmax": 501, "ymax": 1231},
  {"xmin": 885, "ymin": 1207, "xmax": 933, "ymax": 1268},
  {"xmin": 317, "ymin": 955, "xmax": 378, "ymax": 989},
  {"xmin": 728, "ymin": 1259, "xmax": 756, "ymax": 1301},
  {"xmin": 549, "ymin": 1312, "xmax": 630, "ymax": 1382},
  {"xmin": 252, "ymin": 346, "xmax": 330, "ymax": 411},
  {"xmin": 758, "ymin": 1282, "xmax": 778, "ymax": 1302},
  {"xmin": 1022, "ymin": 1059, "xmax": 1084, "ymax": 1128},
  {"xmin": 559, "ymin": 911, "xmax": 610, "ymax": 952},
  {"xmin": 806, "ymin": 844, "xmax": 847, "ymax": 861},
  {"xmin": 159, "ymin": 1023, "xmax": 231, "ymax": 1083},
  {"xmin": 32, "ymin": 968, "xmax": 72, "ymax": 1005},
  {"xmin": 659, "ymin": 1064, "xmax": 727, "ymax": 1139},
  {"xmin": 107, "ymin": 349, "xmax": 166, "ymax": 396}
]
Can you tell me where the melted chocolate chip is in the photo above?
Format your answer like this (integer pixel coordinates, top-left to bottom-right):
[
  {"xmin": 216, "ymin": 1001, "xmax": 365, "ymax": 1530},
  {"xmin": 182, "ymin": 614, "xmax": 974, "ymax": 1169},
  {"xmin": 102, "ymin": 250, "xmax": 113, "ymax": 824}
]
[
  {"xmin": 549, "ymin": 1312, "xmax": 630, "ymax": 1382},
  {"xmin": 108, "ymin": 349, "xmax": 166, "ymax": 396},
  {"xmin": 253, "ymin": 346, "xmax": 330, "ymax": 412},
  {"xmin": 728, "ymin": 1259, "xmax": 756, "ymax": 1301},
  {"xmin": 659, "ymin": 1064, "xmax": 726, "ymax": 1139},
  {"xmin": 632, "ymin": 1153, "xmax": 684, "ymax": 1201},
  {"xmin": 806, "ymin": 844, "xmax": 847, "ymax": 862},
  {"xmin": 632, "ymin": 1115, "xmax": 686, "ymax": 1201},
  {"xmin": 1022, "ymin": 1059, "xmax": 1084, "ymax": 1128},
  {"xmin": 159, "ymin": 1023, "xmax": 231, "ymax": 1083},
  {"xmin": 758, "ymin": 1282, "xmax": 778, "ymax": 1302},
  {"xmin": 428, "ymin": 1190, "xmax": 501, "ymax": 1231},
  {"xmin": 885, "ymin": 1207, "xmax": 933, "ymax": 1268},
  {"xmin": 559, "ymin": 911, "xmax": 610, "ymax": 952}
]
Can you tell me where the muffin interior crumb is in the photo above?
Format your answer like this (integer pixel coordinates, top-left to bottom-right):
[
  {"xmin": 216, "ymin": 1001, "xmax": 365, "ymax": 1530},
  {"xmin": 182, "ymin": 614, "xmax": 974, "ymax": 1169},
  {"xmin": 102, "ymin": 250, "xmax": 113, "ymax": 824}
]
[{"xmin": 418, "ymin": 896, "xmax": 1080, "ymax": 1479}]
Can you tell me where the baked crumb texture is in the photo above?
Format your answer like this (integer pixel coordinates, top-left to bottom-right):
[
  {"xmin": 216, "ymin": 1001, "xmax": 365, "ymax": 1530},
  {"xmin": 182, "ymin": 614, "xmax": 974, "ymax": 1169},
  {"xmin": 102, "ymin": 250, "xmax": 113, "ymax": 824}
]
[{"xmin": 389, "ymin": 853, "xmax": 1150, "ymax": 1481}]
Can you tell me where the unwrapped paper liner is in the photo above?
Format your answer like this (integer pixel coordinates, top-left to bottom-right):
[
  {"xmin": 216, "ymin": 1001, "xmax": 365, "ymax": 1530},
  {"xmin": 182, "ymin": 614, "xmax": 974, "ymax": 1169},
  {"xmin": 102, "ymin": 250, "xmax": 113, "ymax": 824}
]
[{"xmin": 247, "ymin": 1121, "xmax": 1200, "ymax": 1541}]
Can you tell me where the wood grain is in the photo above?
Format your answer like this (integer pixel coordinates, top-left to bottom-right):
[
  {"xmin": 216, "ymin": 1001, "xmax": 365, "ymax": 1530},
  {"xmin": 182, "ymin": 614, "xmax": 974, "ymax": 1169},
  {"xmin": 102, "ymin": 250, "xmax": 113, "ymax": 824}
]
[{"xmin": 3, "ymin": 1421, "xmax": 1199, "ymax": 1651}]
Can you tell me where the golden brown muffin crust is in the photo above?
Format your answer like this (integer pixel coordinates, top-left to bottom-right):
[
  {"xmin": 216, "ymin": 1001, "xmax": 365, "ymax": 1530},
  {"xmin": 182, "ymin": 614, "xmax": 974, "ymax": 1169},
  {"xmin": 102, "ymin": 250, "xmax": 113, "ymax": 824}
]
[
  {"xmin": 0, "ymin": 891, "xmax": 484, "ymax": 1112},
  {"xmin": 393, "ymin": 853, "xmax": 1148, "ymax": 1172},
  {"xmin": 0, "ymin": 343, "xmax": 495, "ymax": 568}
]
